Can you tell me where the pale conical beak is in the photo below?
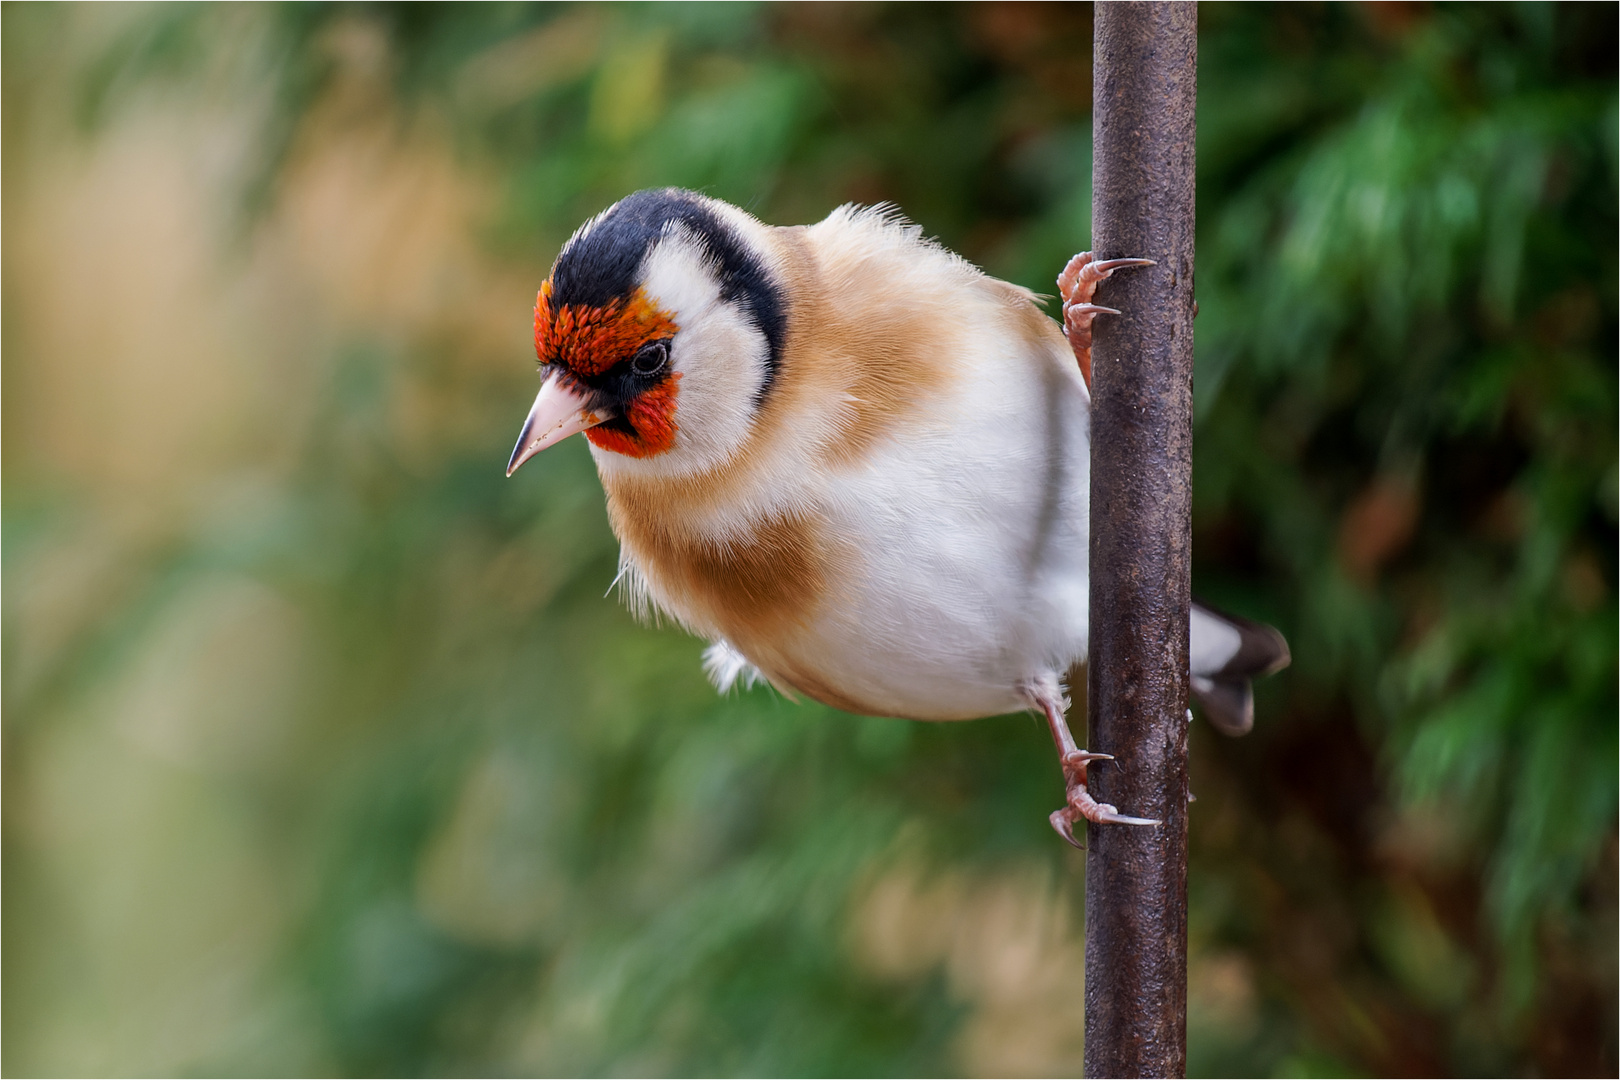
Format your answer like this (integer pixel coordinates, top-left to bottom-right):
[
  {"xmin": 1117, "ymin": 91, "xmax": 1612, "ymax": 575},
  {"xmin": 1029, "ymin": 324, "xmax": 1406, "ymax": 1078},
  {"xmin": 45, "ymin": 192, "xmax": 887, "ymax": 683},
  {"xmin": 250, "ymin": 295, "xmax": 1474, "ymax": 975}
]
[{"xmin": 506, "ymin": 373, "xmax": 610, "ymax": 477}]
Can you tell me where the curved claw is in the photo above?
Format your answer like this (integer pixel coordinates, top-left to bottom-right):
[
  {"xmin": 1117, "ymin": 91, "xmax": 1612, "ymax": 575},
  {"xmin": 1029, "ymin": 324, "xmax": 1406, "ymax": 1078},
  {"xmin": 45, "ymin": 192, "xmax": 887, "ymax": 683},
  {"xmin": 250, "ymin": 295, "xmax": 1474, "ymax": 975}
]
[
  {"xmin": 1095, "ymin": 811, "xmax": 1162, "ymax": 827},
  {"xmin": 1049, "ymin": 810, "xmax": 1086, "ymax": 849},
  {"xmin": 1057, "ymin": 252, "xmax": 1158, "ymax": 301},
  {"xmin": 1057, "ymin": 253, "xmax": 1155, "ymax": 391},
  {"xmin": 1089, "ymin": 257, "xmax": 1156, "ymax": 274},
  {"xmin": 1064, "ymin": 750, "xmax": 1114, "ymax": 767},
  {"xmin": 1067, "ymin": 788, "xmax": 1162, "ymax": 828}
]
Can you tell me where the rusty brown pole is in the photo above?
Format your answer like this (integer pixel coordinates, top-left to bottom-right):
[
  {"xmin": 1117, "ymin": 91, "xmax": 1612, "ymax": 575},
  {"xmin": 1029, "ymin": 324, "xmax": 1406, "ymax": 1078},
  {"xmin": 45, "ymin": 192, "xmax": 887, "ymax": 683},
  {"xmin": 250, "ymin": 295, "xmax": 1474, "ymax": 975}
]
[{"xmin": 1084, "ymin": 2, "xmax": 1197, "ymax": 1077}]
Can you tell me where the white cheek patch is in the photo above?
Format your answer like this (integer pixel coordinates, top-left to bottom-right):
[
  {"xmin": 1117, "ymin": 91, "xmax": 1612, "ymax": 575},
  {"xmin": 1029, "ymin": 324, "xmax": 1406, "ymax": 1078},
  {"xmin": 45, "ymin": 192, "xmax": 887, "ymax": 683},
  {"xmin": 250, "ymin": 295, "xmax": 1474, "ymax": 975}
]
[
  {"xmin": 639, "ymin": 230, "xmax": 721, "ymax": 326},
  {"xmin": 620, "ymin": 230, "xmax": 770, "ymax": 474}
]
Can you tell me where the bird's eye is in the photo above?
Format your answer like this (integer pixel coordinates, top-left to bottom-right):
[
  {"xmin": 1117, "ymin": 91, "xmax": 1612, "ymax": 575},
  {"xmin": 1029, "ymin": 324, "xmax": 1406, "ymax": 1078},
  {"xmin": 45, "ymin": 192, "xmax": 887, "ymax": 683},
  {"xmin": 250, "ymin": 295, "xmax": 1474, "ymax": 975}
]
[{"xmin": 631, "ymin": 341, "xmax": 669, "ymax": 377}]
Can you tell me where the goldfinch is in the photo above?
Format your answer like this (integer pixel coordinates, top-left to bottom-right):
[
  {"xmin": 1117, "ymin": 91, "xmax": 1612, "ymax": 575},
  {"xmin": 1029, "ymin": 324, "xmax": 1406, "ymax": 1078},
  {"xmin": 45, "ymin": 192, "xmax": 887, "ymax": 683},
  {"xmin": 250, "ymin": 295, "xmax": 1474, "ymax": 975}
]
[{"xmin": 507, "ymin": 188, "xmax": 1289, "ymax": 844}]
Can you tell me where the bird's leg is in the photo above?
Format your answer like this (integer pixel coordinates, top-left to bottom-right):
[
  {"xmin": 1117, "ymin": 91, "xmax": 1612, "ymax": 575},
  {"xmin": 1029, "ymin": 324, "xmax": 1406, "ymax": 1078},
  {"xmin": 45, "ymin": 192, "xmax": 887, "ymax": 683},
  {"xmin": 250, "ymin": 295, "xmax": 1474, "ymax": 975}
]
[
  {"xmin": 1025, "ymin": 677, "xmax": 1161, "ymax": 849},
  {"xmin": 1057, "ymin": 252, "xmax": 1155, "ymax": 390}
]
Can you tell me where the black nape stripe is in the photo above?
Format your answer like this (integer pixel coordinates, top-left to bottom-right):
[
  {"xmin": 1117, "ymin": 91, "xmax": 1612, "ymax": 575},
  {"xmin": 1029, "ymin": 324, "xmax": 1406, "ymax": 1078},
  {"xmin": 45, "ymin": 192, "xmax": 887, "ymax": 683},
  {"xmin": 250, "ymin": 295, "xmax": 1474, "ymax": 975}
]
[{"xmin": 550, "ymin": 188, "xmax": 786, "ymax": 404}]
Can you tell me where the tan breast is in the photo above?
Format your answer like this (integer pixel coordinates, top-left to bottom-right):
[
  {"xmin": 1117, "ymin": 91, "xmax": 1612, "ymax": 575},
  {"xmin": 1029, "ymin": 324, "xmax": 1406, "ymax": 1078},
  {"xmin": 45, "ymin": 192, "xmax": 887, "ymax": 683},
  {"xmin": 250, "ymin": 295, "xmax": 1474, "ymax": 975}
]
[{"xmin": 603, "ymin": 488, "xmax": 827, "ymax": 645}]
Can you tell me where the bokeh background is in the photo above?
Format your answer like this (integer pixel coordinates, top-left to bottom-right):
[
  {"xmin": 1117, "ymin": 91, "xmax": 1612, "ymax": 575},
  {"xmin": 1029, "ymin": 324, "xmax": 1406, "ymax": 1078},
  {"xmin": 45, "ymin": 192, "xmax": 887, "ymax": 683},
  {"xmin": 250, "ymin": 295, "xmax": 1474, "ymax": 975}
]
[{"xmin": 4, "ymin": 3, "xmax": 1615, "ymax": 1076}]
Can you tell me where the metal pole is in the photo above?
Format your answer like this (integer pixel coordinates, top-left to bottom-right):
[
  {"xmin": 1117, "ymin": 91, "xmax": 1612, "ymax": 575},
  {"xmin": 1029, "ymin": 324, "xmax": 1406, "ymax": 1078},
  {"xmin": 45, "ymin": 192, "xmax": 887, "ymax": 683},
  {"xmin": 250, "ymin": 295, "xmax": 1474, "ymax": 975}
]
[{"xmin": 1084, "ymin": 3, "xmax": 1196, "ymax": 1077}]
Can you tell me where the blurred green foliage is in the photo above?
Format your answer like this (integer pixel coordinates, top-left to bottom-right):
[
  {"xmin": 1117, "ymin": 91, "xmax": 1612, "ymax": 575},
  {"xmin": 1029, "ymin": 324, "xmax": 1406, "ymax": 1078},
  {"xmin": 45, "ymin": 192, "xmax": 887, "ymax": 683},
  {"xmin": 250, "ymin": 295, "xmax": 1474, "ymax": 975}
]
[{"xmin": 3, "ymin": 3, "xmax": 1614, "ymax": 1076}]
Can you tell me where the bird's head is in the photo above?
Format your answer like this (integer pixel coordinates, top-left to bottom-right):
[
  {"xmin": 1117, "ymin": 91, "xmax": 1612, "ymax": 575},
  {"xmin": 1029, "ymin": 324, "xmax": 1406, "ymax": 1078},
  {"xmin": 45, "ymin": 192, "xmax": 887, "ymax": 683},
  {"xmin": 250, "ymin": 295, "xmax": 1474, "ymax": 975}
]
[{"xmin": 507, "ymin": 189, "xmax": 785, "ymax": 479}]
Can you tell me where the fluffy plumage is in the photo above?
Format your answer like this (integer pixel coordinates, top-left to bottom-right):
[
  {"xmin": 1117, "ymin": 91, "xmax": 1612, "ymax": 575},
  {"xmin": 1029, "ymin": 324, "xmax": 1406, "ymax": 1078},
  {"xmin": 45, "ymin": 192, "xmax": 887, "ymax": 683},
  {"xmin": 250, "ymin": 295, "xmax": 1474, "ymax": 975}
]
[{"xmin": 508, "ymin": 188, "xmax": 1289, "ymax": 841}]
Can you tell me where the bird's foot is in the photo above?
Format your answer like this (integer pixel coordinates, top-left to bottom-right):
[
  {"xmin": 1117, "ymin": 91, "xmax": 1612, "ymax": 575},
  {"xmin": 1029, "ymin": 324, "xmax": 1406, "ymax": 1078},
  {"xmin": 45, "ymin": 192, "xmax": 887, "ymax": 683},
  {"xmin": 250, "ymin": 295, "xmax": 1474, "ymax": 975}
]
[
  {"xmin": 1057, "ymin": 251, "xmax": 1155, "ymax": 389},
  {"xmin": 1025, "ymin": 675, "xmax": 1161, "ymax": 848},
  {"xmin": 1047, "ymin": 751, "xmax": 1161, "ymax": 848}
]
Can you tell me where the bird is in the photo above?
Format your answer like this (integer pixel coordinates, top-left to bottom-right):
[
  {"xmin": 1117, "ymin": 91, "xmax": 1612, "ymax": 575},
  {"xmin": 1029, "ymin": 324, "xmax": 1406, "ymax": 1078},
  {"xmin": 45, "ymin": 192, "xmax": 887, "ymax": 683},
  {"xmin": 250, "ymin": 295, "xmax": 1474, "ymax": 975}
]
[{"xmin": 506, "ymin": 188, "xmax": 1289, "ymax": 845}]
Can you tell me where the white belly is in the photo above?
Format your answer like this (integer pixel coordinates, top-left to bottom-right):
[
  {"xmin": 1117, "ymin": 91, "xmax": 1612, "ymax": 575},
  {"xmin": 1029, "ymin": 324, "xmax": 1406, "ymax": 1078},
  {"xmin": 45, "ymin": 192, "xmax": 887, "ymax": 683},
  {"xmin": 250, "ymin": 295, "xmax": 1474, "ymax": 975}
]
[{"xmin": 780, "ymin": 349, "xmax": 1092, "ymax": 720}]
